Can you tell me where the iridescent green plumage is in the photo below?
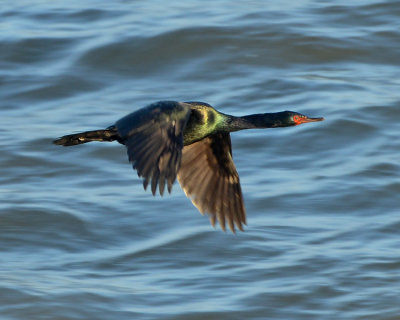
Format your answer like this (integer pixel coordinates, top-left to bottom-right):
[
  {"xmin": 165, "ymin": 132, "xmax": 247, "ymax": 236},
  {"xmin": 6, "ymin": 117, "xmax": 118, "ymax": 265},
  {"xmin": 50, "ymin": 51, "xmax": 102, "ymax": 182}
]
[
  {"xmin": 53, "ymin": 100, "xmax": 323, "ymax": 232},
  {"xmin": 181, "ymin": 102, "xmax": 226, "ymax": 145}
]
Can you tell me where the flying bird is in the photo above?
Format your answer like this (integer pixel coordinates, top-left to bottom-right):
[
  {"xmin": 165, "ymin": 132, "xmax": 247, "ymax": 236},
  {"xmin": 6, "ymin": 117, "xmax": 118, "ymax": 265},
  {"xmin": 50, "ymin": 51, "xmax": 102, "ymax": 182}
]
[{"xmin": 54, "ymin": 101, "xmax": 323, "ymax": 232}]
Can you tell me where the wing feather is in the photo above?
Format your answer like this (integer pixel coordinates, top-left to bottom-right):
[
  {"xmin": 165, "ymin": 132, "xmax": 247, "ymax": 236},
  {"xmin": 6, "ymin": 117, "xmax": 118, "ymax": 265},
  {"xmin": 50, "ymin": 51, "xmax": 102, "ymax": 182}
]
[
  {"xmin": 115, "ymin": 101, "xmax": 192, "ymax": 195},
  {"xmin": 177, "ymin": 132, "xmax": 246, "ymax": 232}
]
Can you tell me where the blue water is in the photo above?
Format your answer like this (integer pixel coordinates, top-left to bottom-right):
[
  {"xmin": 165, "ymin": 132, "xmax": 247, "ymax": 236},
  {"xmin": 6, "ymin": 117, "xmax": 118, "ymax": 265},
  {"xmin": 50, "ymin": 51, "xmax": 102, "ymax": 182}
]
[{"xmin": 1, "ymin": 1, "xmax": 400, "ymax": 319}]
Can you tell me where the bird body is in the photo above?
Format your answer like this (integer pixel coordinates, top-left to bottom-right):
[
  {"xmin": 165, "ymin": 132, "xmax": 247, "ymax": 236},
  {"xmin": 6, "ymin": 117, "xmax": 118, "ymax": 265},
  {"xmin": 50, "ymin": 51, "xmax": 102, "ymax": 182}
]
[
  {"xmin": 116, "ymin": 101, "xmax": 225, "ymax": 146},
  {"xmin": 54, "ymin": 101, "xmax": 323, "ymax": 232}
]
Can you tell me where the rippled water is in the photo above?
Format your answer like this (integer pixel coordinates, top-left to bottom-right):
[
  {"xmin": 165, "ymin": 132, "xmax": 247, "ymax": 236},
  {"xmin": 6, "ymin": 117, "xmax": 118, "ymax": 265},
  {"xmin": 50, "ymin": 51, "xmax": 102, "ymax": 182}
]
[{"xmin": 1, "ymin": 1, "xmax": 400, "ymax": 319}]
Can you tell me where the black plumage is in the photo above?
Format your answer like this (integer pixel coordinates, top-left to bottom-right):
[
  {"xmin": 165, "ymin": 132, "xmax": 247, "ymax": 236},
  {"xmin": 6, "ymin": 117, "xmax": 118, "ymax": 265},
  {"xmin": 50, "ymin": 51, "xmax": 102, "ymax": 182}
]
[{"xmin": 54, "ymin": 100, "xmax": 323, "ymax": 232}]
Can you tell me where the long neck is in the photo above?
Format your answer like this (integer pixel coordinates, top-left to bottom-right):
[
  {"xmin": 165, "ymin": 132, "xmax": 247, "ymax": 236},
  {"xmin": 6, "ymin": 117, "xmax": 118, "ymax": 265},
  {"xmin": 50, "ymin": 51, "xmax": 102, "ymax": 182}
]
[{"xmin": 222, "ymin": 112, "xmax": 290, "ymax": 132}]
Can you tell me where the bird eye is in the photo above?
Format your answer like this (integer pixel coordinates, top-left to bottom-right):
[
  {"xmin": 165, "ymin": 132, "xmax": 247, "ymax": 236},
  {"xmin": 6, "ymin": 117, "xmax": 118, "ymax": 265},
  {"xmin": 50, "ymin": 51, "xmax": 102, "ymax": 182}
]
[{"xmin": 292, "ymin": 114, "xmax": 304, "ymax": 125}]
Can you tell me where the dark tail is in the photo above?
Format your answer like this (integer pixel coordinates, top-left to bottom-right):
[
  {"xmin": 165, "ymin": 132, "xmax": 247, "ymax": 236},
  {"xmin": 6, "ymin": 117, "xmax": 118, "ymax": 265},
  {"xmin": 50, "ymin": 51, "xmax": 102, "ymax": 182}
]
[{"xmin": 53, "ymin": 126, "xmax": 120, "ymax": 146}]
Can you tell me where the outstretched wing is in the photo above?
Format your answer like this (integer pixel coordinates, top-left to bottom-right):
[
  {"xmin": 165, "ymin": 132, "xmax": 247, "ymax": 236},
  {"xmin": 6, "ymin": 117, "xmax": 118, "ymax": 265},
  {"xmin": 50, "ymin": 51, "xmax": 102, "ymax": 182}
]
[
  {"xmin": 115, "ymin": 101, "xmax": 192, "ymax": 195},
  {"xmin": 177, "ymin": 132, "xmax": 246, "ymax": 233}
]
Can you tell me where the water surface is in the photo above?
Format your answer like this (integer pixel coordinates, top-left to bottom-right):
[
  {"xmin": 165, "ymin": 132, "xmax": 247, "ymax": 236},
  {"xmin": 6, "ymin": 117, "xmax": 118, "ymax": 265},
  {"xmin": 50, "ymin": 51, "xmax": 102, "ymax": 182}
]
[{"xmin": 1, "ymin": 1, "xmax": 400, "ymax": 319}]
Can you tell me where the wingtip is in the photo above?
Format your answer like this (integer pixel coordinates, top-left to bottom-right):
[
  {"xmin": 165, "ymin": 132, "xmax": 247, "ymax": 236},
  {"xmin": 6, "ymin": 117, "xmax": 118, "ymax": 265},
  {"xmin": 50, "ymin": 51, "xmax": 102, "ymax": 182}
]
[{"xmin": 143, "ymin": 179, "xmax": 149, "ymax": 192}]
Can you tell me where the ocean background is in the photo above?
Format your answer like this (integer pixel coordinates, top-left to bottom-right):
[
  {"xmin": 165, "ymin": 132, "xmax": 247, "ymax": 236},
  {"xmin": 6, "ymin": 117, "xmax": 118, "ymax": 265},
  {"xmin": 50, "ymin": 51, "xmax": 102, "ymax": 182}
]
[{"xmin": 1, "ymin": 1, "xmax": 400, "ymax": 319}]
